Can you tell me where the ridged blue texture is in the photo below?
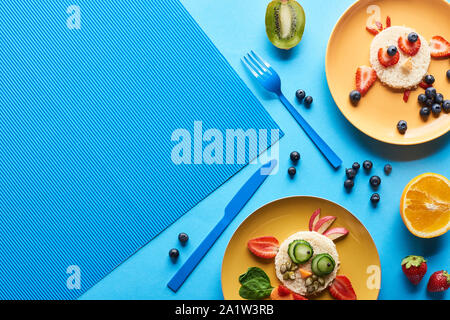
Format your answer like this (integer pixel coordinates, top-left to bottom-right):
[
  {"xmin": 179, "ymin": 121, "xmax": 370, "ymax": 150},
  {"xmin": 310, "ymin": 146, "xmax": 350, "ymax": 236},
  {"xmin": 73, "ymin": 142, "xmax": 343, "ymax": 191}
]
[{"xmin": 0, "ymin": 1, "xmax": 282, "ymax": 299}]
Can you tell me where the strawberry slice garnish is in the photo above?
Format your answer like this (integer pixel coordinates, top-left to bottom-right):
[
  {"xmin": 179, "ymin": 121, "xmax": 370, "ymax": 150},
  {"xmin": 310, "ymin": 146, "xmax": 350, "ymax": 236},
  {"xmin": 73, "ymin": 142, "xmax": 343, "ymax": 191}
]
[
  {"xmin": 378, "ymin": 48, "xmax": 400, "ymax": 67},
  {"xmin": 429, "ymin": 36, "xmax": 450, "ymax": 58},
  {"xmin": 366, "ymin": 26, "xmax": 379, "ymax": 35},
  {"xmin": 419, "ymin": 81, "xmax": 433, "ymax": 89},
  {"xmin": 292, "ymin": 293, "xmax": 308, "ymax": 300},
  {"xmin": 386, "ymin": 16, "xmax": 391, "ymax": 28},
  {"xmin": 355, "ymin": 66, "xmax": 377, "ymax": 96},
  {"xmin": 277, "ymin": 285, "xmax": 291, "ymax": 296},
  {"xmin": 247, "ymin": 236, "xmax": 279, "ymax": 259},
  {"xmin": 329, "ymin": 275, "xmax": 357, "ymax": 300},
  {"xmin": 403, "ymin": 90, "xmax": 411, "ymax": 103},
  {"xmin": 398, "ymin": 36, "xmax": 421, "ymax": 56}
]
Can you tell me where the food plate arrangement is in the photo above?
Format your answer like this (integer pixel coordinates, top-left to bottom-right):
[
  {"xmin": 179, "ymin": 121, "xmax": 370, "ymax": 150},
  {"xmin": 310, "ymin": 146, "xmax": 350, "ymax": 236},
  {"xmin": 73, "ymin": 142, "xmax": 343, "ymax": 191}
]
[
  {"xmin": 221, "ymin": 196, "xmax": 381, "ymax": 300},
  {"xmin": 326, "ymin": 0, "xmax": 450, "ymax": 145}
]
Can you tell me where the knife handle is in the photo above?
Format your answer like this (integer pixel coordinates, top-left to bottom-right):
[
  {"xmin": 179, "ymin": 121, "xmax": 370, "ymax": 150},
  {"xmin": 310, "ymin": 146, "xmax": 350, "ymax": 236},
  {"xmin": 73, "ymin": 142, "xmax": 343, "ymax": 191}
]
[{"xmin": 167, "ymin": 218, "xmax": 229, "ymax": 292}]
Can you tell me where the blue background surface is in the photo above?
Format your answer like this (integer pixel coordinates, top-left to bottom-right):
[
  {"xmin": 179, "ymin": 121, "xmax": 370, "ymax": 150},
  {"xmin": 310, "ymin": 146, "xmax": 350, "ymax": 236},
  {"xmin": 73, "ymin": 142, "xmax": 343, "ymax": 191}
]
[{"xmin": 81, "ymin": 0, "xmax": 449, "ymax": 300}]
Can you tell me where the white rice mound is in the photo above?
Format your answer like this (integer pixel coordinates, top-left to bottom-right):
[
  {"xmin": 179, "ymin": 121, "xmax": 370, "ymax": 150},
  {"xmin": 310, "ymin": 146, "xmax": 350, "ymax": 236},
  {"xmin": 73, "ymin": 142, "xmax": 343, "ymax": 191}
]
[
  {"xmin": 369, "ymin": 26, "xmax": 431, "ymax": 89},
  {"xmin": 274, "ymin": 231, "xmax": 340, "ymax": 296}
]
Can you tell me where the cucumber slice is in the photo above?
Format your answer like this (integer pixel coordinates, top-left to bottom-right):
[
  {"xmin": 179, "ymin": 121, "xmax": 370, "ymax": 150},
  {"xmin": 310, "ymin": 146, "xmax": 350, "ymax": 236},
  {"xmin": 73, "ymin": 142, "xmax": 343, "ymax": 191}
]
[
  {"xmin": 288, "ymin": 240, "xmax": 313, "ymax": 264},
  {"xmin": 293, "ymin": 241, "xmax": 313, "ymax": 263},
  {"xmin": 311, "ymin": 254, "xmax": 335, "ymax": 276},
  {"xmin": 287, "ymin": 240, "xmax": 302, "ymax": 263}
]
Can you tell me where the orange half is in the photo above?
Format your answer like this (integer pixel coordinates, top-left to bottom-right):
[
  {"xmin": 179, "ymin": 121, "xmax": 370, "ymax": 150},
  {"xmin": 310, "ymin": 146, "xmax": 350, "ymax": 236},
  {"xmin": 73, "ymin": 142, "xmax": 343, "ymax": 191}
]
[{"xmin": 400, "ymin": 173, "xmax": 450, "ymax": 238}]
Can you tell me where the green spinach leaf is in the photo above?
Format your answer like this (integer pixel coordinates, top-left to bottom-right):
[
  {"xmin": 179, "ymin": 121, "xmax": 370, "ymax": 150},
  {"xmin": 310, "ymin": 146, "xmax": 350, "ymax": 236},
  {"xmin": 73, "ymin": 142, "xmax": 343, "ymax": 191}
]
[
  {"xmin": 239, "ymin": 267, "xmax": 271, "ymax": 284},
  {"xmin": 238, "ymin": 267, "xmax": 273, "ymax": 300}
]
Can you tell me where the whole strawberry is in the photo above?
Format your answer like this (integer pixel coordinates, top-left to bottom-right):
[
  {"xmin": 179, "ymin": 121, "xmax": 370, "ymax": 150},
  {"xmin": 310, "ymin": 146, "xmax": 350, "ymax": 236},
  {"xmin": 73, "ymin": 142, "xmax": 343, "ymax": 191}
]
[
  {"xmin": 401, "ymin": 255, "xmax": 427, "ymax": 285},
  {"xmin": 427, "ymin": 271, "xmax": 450, "ymax": 293}
]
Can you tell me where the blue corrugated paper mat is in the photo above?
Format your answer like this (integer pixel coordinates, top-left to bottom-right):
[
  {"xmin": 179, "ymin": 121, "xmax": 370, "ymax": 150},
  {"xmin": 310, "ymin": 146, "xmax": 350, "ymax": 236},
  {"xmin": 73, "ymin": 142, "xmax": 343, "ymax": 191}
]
[{"xmin": 0, "ymin": 1, "xmax": 283, "ymax": 299}]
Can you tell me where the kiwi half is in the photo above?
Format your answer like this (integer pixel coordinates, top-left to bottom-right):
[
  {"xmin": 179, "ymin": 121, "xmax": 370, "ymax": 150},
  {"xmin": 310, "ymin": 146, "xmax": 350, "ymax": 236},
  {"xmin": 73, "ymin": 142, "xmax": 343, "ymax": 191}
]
[{"xmin": 265, "ymin": 0, "xmax": 306, "ymax": 50}]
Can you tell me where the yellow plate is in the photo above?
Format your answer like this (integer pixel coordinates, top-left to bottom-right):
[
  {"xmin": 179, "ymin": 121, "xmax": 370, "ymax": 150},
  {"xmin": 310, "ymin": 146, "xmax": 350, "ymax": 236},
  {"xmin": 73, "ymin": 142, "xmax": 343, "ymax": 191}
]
[
  {"xmin": 326, "ymin": 0, "xmax": 450, "ymax": 145},
  {"xmin": 221, "ymin": 196, "xmax": 381, "ymax": 300}
]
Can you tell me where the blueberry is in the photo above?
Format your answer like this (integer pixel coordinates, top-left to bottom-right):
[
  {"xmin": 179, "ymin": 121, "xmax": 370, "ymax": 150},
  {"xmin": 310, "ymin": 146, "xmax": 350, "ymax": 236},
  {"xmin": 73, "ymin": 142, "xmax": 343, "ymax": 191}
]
[
  {"xmin": 418, "ymin": 94, "xmax": 427, "ymax": 104},
  {"xmin": 435, "ymin": 93, "xmax": 444, "ymax": 105},
  {"xmin": 288, "ymin": 167, "xmax": 296, "ymax": 177},
  {"xmin": 296, "ymin": 89, "xmax": 306, "ymax": 101},
  {"xmin": 447, "ymin": 70, "xmax": 450, "ymax": 80},
  {"xmin": 370, "ymin": 176, "xmax": 381, "ymax": 188},
  {"xmin": 178, "ymin": 233, "xmax": 189, "ymax": 243},
  {"xmin": 352, "ymin": 162, "xmax": 360, "ymax": 171},
  {"xmin": 443, "ymin": 100, "xmax": 450, "ymax": 113},
  {"xmin": 397, "ymin": 120, "xmax": 407, "ymax": 134},
  {"xmin": 346, "ymin": 168, "xmax": 357, "ymax": 180},
  {"xmin": 304, "ymin": 96, "xmax": 313, "ymax": 105},
  {"xmin": 349, "ymin": 90, "xmax": 361, "ymax": 105},
  {"xmin": 432, "ymin": 104, "xmax": 442, "ymax": 116},
  {"xmin": 420, "ymin": 106, "xmax": 431, "ymax": 118},
  {"xmin": 169, "ymin": 248, "xmax": 179, "ymax": 259},
  {"xmin": 387, "ymin": 45, "xmax": 398, "ymax": 56},
  {"xmin": 344, "ymin": 179, "xmax": 354, "ymax": 190},
  {"xmin": 423, "ymin": 75, "xmax": 435, "ymax": 85},
  {"xmin": 425, "ymin": 99, "xmax": 434, "ymax": 107},
  {"xmin": 290, "ymin": 151, "xmax": 301, "ymax": 162},
  {"xmin": 384, "ymin": 164, "xmax": 392, "ymax": 175},
  {"xmin": 363, "ymin": 160, "xmax": 373, "ymax": 171},
  {"xmin": 425, "ymin": 87, "xmax": 436, "ymax": 99},
  {"xmin": 371, "ymin": 193, "xmax": 380, "ymax": 204},
  {"xmin": 407, "ymin": 32, "xmax": 418, "ymax": 43}
]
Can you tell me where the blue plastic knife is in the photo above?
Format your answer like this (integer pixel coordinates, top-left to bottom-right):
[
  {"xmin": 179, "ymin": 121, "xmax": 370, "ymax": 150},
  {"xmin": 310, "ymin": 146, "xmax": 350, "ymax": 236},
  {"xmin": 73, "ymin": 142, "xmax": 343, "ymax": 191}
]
[{"xmin": 167, "ymin": 159, "xmax": 277, "ymax": 292}]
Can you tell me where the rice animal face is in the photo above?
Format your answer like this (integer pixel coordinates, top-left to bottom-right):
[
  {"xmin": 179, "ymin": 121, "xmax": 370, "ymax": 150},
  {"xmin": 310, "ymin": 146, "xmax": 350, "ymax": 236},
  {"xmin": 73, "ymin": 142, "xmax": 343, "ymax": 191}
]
[
  {"xmin": 274, "ymin": 231, "xmax": 339, "ymax": 296},
  {"xmin": 370, "ymin": 26, "xmax": 430, "ymax": 89}
]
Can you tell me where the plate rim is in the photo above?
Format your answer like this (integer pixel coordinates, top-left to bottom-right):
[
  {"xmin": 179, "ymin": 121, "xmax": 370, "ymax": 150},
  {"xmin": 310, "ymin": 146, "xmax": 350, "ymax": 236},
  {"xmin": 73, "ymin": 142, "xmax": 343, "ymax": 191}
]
[
  {"xmin": 221, "ymin": 195, "xmax": 381, "ymax": 300},
  {"xmin": 325, "ymin": 0, "xmax": 450, "ymax": 146}
]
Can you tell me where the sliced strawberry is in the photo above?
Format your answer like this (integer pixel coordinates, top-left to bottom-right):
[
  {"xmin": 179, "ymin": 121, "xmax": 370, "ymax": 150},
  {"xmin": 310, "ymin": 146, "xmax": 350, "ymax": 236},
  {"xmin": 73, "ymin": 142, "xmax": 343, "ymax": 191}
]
[
  {"xmin": 270, "ymin": 287, "xmax": 293, "ymax": 300},
  {"xmin": 398, "ymin": 36, "xmax": 421, "ymax": 56},
  {"xmin": 378, "ymin": 48, "xmax": 400, "ymax": 67},
  {"xmin": 375, "ymin": 21, "xmax": 383, "ymax": 31},
  {"xmin": 403, "ymin": 90, "xmax": 411, "ymax": 103},
  {"xmin": 419, "ymin": 81, "xmax": 433, "ymax": 89},
  {"xmin": 292, "ymin": 293, "xmax": 308, "ymax": 300},
  {"xmin": 355, "ymin": 66, "xmax": 377, "ymax": 96},
  {"xmin": 329, "ymin": 275, "xmax": 357, "ymax": 300},
  {"xmin": 366, "ymin": 26, "xmax": 379, "ymax": 35},
  {"xmin": 277, "ymin": 285, "xmax": 291, "ymax": 296},
  {"xmin": 247, "ymin": 236, "xmax": 279, "ymax": 259},
  {"xmin": 429, "ymin": 36, "xmax": 450, "ymax": 58},
  {"xmin": 386, "ymin": 16, "xmax": 391, "ymax": 28}
]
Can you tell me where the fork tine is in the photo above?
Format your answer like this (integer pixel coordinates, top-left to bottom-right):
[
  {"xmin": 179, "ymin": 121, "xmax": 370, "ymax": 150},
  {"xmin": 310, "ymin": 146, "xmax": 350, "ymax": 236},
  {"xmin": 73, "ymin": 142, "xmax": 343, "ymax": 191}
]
[
  {"xmin": 243, "ymin": 55, "xmax": 263, "ymax": 76},
  {"xmin": 247, "ymin": 52, "xmax": 268, "ymax": 73},
  {"xmin": 241, "ymin": 57, "xmax": 259, "ymax": 77},
  {"xmin": 250, "ymin": 50, "xmax": 271, "ymax": 69}
]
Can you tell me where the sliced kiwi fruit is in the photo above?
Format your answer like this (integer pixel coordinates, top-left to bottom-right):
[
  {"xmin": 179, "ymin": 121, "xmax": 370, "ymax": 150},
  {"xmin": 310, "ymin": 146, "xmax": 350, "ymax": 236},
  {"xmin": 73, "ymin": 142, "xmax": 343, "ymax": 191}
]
[{"xmin": 265, "ymin": 0, "xmax": 306, "ymax": 50}]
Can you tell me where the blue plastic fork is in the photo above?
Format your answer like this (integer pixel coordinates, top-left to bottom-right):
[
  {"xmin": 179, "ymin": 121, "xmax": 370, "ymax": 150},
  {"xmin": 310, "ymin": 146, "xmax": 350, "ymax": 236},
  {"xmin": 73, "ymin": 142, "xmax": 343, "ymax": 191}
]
[{"xmin": 242, "ymin": 51, "xmax": 342, "ymax": 169}]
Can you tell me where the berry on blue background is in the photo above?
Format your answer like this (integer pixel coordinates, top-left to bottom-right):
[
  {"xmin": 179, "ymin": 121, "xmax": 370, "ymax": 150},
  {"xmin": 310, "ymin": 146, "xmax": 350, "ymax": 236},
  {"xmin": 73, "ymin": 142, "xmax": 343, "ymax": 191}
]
[
  {"xmin": 344, "ymin": 179, "xmax": 354, "ymax": 190},
  {"xmin": 288, "ymin": 167, "xmax": 297, "ymax": 177},
  {"xmin": 296, "ymin": 89, "xmax": 306, "ymax": 101},
  {"xmin": 290, "ymin": 151, "xmax": 301, "ymax": 162},
  {"xmin": 363, "ymin": 160, "xmax": 373, "ymax": 171},
  {"xmin": 304, "ymin": 96, "xmax": 313, "ymax": 105}
]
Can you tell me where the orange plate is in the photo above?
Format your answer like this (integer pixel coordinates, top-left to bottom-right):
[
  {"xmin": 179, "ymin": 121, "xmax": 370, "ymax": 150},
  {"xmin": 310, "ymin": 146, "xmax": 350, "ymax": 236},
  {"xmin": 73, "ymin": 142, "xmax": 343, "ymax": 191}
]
[
  {"xmin": 326, "ymin": 0, "xmax": 450, "ymax": 145},
  {"xmin": 221, "ymin": 196, "xmax": 381, "ymax": 300}
]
